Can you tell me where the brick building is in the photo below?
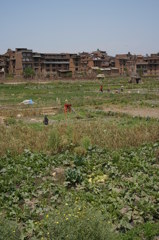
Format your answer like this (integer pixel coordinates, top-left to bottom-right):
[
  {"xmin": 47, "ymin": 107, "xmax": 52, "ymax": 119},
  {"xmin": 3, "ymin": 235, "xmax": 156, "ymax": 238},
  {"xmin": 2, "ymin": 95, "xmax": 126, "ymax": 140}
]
[
  {"xmin": 0, "ymin": 48, "xmax": 116, "ymax": 78},
  {"xmin": 115, "ymin": 52, "xmax": 159, "ymax": 76},
  {"xmin": 0, "ymin": 48, "xmax": 80, "ymax": 78},
  {"xmin": 1, "ymin": 48, "xmax": 159, "ymax": 79}
]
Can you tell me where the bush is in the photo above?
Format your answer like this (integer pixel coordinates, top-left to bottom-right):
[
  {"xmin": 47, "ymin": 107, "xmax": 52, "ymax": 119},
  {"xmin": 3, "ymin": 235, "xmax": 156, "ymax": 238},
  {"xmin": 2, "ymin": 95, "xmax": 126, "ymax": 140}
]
[{"xmin": 23, "ymin": 67, "xmax": 35, "ymax": 78}]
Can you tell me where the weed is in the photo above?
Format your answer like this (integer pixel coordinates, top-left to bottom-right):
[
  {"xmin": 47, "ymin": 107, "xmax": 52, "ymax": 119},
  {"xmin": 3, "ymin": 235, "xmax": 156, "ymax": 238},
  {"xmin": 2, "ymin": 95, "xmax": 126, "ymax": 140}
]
[
  {"xmin": 81, "ymin": 136, "xmax": 91, "ymax": 150},
  {"xmin": 48, "ymin": 129, "xmax": 61, "ymax": 153}
]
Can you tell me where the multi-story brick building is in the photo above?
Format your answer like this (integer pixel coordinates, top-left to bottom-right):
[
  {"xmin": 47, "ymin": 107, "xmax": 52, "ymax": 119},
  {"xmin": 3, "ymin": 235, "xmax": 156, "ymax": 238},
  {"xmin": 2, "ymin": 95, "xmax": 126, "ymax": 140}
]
[
  {"xmin": 0, "ymin": 48, "xmax": 80, "ymax": 78},
  {"xmin": 115, "ymin": 52, "xmax": 159, "ymax": 76},
  {"xmin": 1, "ymin": 48, "xmax": 159, "ymax": 79},
  {"xmin": 0, "ymin": 48, "xmax": 116, "ymax": 78},
  {"xmin": 144, "ymin": 54, "xmax": 159, "ymax": 75},
  {"xmin": 115, "ymin": 52, "xmax": 134, "ymax": 75}
]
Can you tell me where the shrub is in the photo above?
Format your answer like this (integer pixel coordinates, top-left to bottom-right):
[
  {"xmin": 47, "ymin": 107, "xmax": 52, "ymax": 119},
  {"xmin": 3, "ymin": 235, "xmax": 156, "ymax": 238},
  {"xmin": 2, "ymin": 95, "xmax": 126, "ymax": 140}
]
[{"xmin": 23, "ymin": 67, "xmax": 35, "ymax": 78}]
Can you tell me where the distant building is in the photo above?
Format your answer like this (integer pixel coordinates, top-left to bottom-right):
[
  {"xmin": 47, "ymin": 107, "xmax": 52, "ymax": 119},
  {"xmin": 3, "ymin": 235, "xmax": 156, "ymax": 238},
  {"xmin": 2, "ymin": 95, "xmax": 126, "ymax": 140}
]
[
  {"xmin": 0, "ymin": 48, "xmax": 116, "ymax": 79},
  {"xmin": 115, "ymin": 52, "xmax": 159, "ymax": 76},
  {"xmin": 1, "ymin": 48, "xmax": 159, "ymax": 79},
  {"xmin": 144, "ymin": 54, "xmax": 159, "ymax": 75}
]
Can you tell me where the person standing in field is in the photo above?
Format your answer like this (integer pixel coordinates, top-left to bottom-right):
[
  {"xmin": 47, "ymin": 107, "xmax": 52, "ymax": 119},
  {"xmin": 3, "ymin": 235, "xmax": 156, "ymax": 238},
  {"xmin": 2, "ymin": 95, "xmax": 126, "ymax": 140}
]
[
  {"xmin": 43, "ymin": 115, "xmax": 49, "ymax": 125},
  {"xmin": 100, "ymin": 85, "xmax": 103, "ymax": 92}
]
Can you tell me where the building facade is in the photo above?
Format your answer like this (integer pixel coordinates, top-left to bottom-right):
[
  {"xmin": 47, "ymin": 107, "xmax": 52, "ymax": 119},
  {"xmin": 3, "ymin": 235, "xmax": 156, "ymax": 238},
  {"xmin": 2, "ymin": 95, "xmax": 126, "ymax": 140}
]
[
  {"xmin": 115, "ymin": 52, "xmax": 159, "ymax": 76},
  {"xmin": 1, "ymin": 48, "xmax": 159, "ymax": 79}
]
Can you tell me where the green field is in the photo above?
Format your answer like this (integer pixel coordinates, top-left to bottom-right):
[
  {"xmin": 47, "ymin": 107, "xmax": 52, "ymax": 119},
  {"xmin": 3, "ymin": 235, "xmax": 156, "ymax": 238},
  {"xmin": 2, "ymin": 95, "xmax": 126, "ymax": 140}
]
[{"xmin": 0, "ymin": 77, "xmax": 159, "ymax": 239}]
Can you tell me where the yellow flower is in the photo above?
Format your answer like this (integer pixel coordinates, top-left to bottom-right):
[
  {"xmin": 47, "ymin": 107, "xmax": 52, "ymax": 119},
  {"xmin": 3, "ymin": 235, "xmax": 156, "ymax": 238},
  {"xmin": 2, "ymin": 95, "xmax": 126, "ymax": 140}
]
[
  {"xmin": 46, "ymin": 214, "xmax": 49, "ymax": 218},
  {"xmin": 56, "ymin": 222, "xmax": 59, "ymax": 224}
]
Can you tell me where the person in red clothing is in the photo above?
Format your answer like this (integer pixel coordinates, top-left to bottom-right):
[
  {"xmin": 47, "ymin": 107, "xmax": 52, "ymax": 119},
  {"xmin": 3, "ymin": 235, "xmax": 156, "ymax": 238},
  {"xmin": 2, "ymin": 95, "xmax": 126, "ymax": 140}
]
[
  {"xmin": 64, "ymin": 99, "xmax": 72, "ymax": 114},
  {"xmin": 100, "ymin": 85, "xmax": 103, "ymax": 92}
]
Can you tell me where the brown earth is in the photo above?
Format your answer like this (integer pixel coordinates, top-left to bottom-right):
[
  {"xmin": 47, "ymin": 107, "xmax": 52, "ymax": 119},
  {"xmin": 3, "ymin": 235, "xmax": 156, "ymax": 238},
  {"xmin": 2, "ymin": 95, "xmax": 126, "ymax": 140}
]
[{"xmin": 102, "ymin": 105, "xmax": 159, "ymax": 118}]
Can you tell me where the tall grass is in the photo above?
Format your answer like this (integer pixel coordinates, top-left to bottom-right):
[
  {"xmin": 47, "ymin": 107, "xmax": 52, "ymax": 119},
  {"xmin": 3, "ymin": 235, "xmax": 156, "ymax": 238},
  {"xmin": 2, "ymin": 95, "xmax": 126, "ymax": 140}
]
[{"xmin": 1, "ymin": 120, "xmax": 159, "ymax": 156}]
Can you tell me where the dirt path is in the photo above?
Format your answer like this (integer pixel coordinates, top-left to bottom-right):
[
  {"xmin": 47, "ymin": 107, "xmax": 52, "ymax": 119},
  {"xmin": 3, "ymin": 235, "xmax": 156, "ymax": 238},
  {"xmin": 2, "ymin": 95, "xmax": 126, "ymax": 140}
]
[{"xmin": 102, "ymin": 105, "xmax": 159, "ymax": 118}]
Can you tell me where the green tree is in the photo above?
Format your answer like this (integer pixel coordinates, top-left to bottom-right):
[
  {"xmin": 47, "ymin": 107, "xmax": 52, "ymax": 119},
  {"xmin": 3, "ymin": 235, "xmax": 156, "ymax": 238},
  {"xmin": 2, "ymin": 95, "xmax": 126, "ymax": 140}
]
[
  {"xmin": 137, "ymin": 68, "xmax": 143, "ymax": 77},
  {"xmin": 23, "ymin": 67, "xmax": 35, "ymax": 78}
]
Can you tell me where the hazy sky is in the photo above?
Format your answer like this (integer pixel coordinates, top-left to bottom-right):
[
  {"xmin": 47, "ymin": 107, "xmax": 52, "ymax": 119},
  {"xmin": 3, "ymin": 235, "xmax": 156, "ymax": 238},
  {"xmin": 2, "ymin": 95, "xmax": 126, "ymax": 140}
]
[{"xmin": 0, "ymin": 0, "xmax": 159, "ymax": 56}]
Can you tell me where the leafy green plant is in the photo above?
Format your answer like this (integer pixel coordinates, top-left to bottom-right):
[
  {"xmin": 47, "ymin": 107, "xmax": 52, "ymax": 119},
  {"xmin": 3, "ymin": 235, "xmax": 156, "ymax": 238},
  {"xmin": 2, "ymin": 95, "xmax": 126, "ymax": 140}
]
[
  {"xmin": 74, "ymin": 156, "xmax": 86, "ymax": 166},
  {"xmin": 65, "ymin": 168, "xmax": 83, "ymax": 186},
  {"xmin": 0, "ymin": 218, "xmax": 21, "ymax": 240}
]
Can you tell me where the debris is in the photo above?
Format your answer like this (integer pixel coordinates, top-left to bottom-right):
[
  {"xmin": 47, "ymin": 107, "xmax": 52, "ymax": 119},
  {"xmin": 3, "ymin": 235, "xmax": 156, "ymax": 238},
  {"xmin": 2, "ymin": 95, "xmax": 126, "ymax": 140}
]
[
  {"xmin": 21, "ymin": 99, "xmax": 34, "ymax": 105},
  {"xmin": 17, "ymin": 114, "xmax": 22, "ymax": 118}
]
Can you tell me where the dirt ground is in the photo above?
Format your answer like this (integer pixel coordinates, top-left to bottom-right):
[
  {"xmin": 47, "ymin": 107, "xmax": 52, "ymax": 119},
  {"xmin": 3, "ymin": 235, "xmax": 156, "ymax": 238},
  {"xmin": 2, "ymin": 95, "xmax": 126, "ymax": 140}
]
[{"xmin": 103, "ymin": 105, "xmax": 159, "ymax": 118}]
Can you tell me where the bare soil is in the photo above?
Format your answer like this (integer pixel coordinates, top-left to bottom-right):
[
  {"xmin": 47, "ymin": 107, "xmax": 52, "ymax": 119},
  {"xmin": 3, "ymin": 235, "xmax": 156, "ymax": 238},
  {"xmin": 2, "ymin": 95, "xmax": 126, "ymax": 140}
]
[{"xmin": 103, "ymin": 105, "xmax": 159, "ymax": 118}]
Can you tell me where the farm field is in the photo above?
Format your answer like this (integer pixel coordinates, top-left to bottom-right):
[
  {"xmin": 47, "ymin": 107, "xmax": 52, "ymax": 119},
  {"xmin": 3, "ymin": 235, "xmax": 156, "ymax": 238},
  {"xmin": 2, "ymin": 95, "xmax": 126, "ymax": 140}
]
[{"xmin": 0, "ymin": 77, "xmax": 159, "ymax": 239}]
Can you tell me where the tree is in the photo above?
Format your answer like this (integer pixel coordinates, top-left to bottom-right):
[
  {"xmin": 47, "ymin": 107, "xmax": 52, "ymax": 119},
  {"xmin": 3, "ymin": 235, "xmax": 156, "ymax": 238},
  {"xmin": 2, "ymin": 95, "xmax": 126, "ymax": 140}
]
[
  {"xmin": 137, "ymin": 68, "xmax": 143, "ymax": 77},
  {"xmin": 23, "ymin": 67, "xmax": 35, "ymax": 78}
]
